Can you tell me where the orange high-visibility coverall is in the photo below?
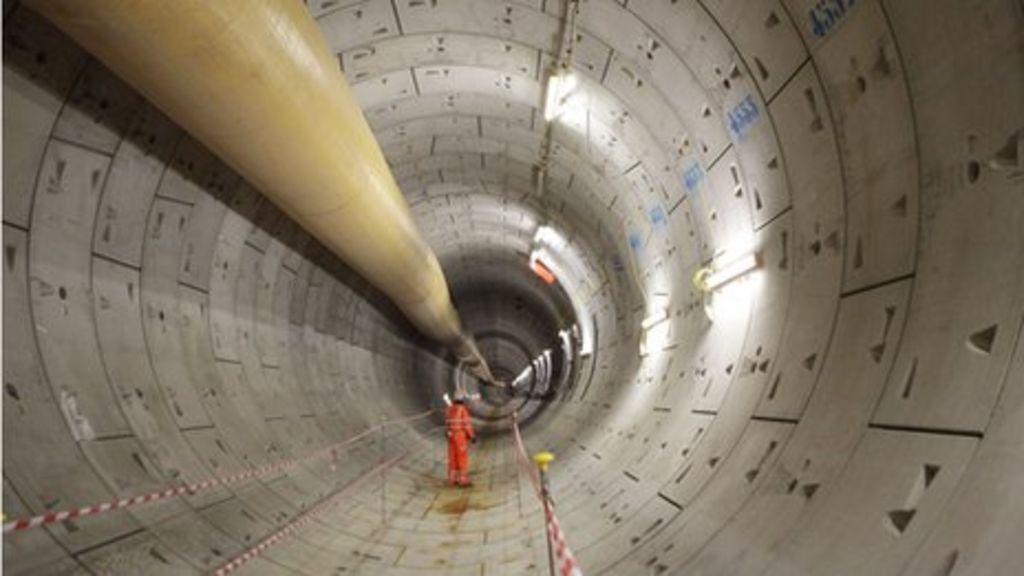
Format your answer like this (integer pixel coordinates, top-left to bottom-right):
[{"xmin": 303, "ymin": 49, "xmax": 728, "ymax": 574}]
[{"xmin": 446, "ymin": 403, "xmax": 475, "ymax": 486}]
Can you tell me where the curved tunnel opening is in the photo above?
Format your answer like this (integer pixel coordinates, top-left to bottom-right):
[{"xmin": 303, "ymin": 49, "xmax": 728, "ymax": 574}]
[
  {"xmin": 3, "ymin": 1, "xmax": 1024, "ymax": 575},
  {"xmin": 443, "ymin": 249, "xmax": 580, "ymax": 432}
]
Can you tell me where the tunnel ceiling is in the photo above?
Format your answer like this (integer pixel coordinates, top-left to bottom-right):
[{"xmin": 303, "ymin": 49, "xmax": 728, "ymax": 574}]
[{"xmin": 3, "ymin": 0, "xmax": 1024, "ymax": 575}]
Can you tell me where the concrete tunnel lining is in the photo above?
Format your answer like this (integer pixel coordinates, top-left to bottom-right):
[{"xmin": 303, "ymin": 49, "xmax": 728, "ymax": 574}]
[{"xmin": 3, "ymin": 0, "xmax": 1024, "ymax": 575}]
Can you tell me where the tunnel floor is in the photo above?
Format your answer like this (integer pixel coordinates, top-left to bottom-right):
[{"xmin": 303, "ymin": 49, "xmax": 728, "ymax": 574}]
[{"xmin": 231, "ymin": 437, "xmax": 552, "ymax": 575}]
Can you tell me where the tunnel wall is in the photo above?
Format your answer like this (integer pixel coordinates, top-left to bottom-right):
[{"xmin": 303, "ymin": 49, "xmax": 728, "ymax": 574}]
[
  {"xmin": 3, "ymin": 7, "xmax": 440, "ymax": 573},
  {"xmin": 510, "ymin": 1, "xmax": 1024, "ymax": 574},
  {"xmin": 3, "ymin": 0, "xmax": 1024, "ymax": 575}
]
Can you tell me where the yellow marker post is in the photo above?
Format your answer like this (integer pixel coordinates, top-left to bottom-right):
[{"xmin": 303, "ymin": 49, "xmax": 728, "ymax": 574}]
[
  {"xmin": 533, "ymin": 452, "xmax": 555, "ymax": 472},
  {"xmin": 533, "ymin": 452, "xmax": 557, "ymax": 576}
]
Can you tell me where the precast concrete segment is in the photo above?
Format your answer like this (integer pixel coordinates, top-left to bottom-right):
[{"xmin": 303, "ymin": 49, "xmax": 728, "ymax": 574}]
[
  {"xmin": 25, "ymin": 0, "xmax": 497, "ymax": 385},
  {"xmin": 213, "ymin": 453, "xmax": 408, "ymax": 576},
  {"xmin": 2, "ymin": 411, "xmax": 432, "ymax": 534}
]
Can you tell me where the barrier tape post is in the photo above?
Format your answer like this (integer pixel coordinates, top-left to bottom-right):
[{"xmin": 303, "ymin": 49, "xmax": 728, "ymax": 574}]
[
  {"xmin": 511, "ymin": 413, "xmax": 583, "ymax": 576},
  {"xmin": 534, "ymin": 451, "xmax": 557, "ymax": 576}
]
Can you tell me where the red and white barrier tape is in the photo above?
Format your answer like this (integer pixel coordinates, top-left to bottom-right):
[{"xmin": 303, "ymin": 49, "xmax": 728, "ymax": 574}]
[
  {"xmin": 213, "ymin": 452, "xmax": 406, "ymax": 575},
  {"xmin": 511, "ymin": 417, "xmax": 584, "ymax": 576},
  {"xmin": 3, "ymin": 410, "xmax": 432, "ymax": 534},
  {"xmin": 546, "ymin": 509, "xmax": 583, "ymax": 576}
]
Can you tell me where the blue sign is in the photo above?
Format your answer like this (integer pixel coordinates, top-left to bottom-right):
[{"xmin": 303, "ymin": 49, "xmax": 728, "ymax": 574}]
[
  {"xmin": 727, "ymin": 94, "xmax": 760, "ymax": 139},
  {"xmin": 649, "ymin": 206, "xmax": 667, "ymax": 228},
  {"xmin": 628, "ymin": 232, "xmax": 644, "ymax": 252},
  {"xmin": 683, "ymin": 163, "xmax": 704, "ymax": 192},
  {"xmin": 809, "ymin": 0, "xmax": 856, "ymax": 38}
]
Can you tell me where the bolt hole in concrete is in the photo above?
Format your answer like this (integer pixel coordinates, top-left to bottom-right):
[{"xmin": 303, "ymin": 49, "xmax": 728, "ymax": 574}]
[{"xmin": 967, "ymin": 160, "xmax": 981, "ymax": 183}]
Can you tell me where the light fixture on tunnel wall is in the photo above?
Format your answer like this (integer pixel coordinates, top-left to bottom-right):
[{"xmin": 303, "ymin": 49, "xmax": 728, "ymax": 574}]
[
  {"xmin": 640, "ymin": 307, "xmax": 671, "ymax": 357},
  {"xmin": 529, "ymin": 226, "xmax": 566, "ymax": 285},
  {"xmin": 530, "ymin": 223, "xmax": 596, "ymax": 360},
  {"xmin": 543, "ymin": 72, "xmax": 578, "ymax": 122},
  {"xmin": 640, "ymin": 308, "xmax": 669, "ymax": 330},
  {"xmin": 694, "ymin": 246, "xmax": 761, "ymax": 292},
  {"xmin": 692, "ymin": 244, "xmax": 762, "ymax": 323},
  {"xmin": 533, "ymin": 225, "xmax": 566, "ymax": 249}
]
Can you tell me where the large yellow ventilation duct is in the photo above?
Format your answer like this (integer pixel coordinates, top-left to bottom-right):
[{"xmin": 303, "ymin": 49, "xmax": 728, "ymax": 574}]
[{"xmin": 28, "ymin": 0, "xmax": 497, "ymax": 384}]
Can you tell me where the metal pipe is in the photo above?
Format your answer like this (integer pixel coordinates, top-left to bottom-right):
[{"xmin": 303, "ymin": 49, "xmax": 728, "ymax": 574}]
[{"xmin": 28, "ymin": 0, "xmax": 496, "ymax": 384}]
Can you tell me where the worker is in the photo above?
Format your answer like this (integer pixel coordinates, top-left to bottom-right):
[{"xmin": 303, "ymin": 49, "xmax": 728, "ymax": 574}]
[{"xmin": 446, "ymin": 392, "xmax": 476, "ymax": 487}]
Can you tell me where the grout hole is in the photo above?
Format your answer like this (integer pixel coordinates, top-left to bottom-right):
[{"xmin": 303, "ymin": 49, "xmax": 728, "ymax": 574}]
[
  {"xmin": 869, "ymin": 343, "xmax": 886, "ymax": 363},
  {"xmin": 886, "ymin": 508, "xmax": 916, "ymax": 535},
  {"xmin": 937, "ymin": 550, "xmax": 959, "ymax": 576},
  {"xmin": 891, "ymin": 195, "xmax": 908, "ymax": 217},
  {"xmin": 130, "ymin": 452, "xmax": 148, "ymax": 472},
  {"xmin": 967, "ymin": 324, "xmax": 998, "ymax": 355},
  {"xmin": 767, "ymin": 373, "xmax": 782, "ymax": 400},
  {"xmin": 900, "ymin": 357, "xmax": 918, "ymax": 399},
  {"xmin": 802, "ymin": 483, "xmax": 819, "ymax": 499},
  {"xmin": 967, "ymin": 160, "xmax": 981, "ymax": 183},
  {"xmin": 149, "ymin": 547, "xmax": 170, "ymax": 564},
  {"xmin": 754, "ymin": 57, "xmax": 769, "ymax": 81}
]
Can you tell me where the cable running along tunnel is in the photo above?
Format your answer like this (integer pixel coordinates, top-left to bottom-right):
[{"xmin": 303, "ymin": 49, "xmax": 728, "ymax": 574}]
[{"xmin": 3, "ymin": 0, "xmax": 1024, "ymax": 575}]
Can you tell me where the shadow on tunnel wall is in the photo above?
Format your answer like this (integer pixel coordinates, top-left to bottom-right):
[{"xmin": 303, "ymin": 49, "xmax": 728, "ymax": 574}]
[{"xmin": 4, "ymin": 2, "xmax": 455, "ymax": 370}]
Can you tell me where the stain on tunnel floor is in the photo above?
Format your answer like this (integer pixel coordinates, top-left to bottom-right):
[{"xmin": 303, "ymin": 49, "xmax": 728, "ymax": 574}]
[{"xmin": 310, "ymin": 436, "xmax": 552, "ymax": 574}]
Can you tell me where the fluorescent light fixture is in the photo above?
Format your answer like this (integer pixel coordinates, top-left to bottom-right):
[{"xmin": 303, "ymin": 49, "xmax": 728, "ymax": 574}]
[
  {"xmin": 533, "ymin": 225, "xmax": 565, "ymax": 249},
  {"xmin": 643, "ymin": 320, "xmax": 671, "ymax": 355},
  {"xmin": 705, "ymin": 251, "xmax": 759, "ymax": 290},
  {"xmin": 543, "ymin": 72, "xmax": 578, "ymax": 121},
  {"xmin": 640, "ymin": 307, "xmax": 671, "ymax": 356},
  {"xmin": 641, "ymin": 308, "xmax": 669, "ymax": 330}
]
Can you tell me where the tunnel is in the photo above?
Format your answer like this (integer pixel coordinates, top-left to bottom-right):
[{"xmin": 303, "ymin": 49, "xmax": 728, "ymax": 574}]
[{"xmin": 3, "ymin": 0, "xmax": 1024, "ymax": 574}]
